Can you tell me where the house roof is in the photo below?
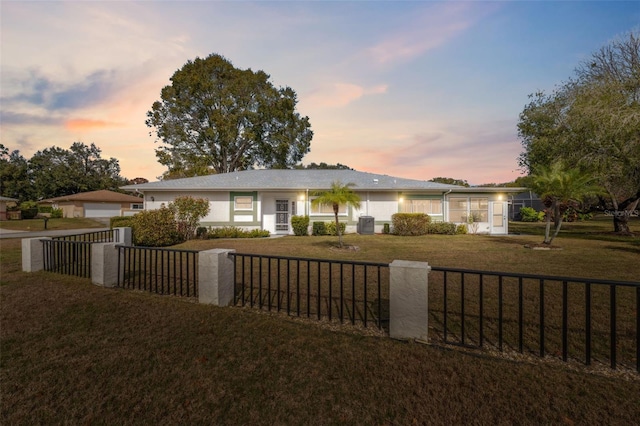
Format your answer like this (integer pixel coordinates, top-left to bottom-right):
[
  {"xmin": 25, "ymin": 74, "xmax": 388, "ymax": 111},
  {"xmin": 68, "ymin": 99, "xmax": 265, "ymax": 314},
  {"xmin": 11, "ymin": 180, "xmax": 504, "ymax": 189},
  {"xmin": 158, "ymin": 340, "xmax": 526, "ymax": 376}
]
[
  {"xmin": 121, "ymin": 169, "xmax": 467, "ymax": 192},
  {"xmin": 121, "ymin": 169, "xmax": 525, "ymax": 193},
  {"xmin": 0, "ymin": 196, "xmax": 18, "ymax": 202},
  {"xmin": 42, "ymin": 190, "xmax": 143, "ymax": 203}
]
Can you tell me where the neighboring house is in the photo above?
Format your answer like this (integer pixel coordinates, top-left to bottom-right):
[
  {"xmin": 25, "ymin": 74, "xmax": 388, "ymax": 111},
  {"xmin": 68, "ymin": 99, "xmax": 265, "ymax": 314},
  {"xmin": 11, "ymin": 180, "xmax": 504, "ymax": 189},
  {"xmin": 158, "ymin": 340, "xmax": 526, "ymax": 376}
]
[
  {"xmin": 0, "ymin": 196, "xmax": 18, "ymax": 221},
  {"xmin": 41, "ymin": 190, "xmax": 144, "ymax": 218},
  {"xmin": 122, "ymin": 170, "xmax": 522, "ymax": 235},
  {"xmin": 121, "ymin": 170, "xmax": 524, "ymax": 235}
]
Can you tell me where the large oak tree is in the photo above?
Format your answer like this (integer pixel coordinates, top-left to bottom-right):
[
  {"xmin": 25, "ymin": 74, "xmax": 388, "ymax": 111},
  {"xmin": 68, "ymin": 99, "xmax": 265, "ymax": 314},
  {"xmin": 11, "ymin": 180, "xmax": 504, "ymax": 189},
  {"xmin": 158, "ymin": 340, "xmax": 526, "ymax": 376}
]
[
  {"xmin": 146, "ymin": 54, "xmax": 313, "ymax": 178},
  {"xmin": 518, "ymin": 31, "xmax": 640, "ymax": 233}
]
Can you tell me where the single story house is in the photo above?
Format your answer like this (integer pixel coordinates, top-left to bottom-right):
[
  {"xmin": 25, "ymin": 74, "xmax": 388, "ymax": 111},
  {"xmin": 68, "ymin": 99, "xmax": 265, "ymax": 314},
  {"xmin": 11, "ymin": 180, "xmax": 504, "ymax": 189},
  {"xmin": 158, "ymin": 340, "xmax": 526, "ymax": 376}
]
[
  {"xmin": 41, "ymin": 190, "xmax": 144, "ymax": 218},
  {"xmin": 0, "ymin": 196, "xmax": 18, "ymax": 221},
  {"xmin": 122, "ymin": 170, "xmax": 524, "ymax": 235}
]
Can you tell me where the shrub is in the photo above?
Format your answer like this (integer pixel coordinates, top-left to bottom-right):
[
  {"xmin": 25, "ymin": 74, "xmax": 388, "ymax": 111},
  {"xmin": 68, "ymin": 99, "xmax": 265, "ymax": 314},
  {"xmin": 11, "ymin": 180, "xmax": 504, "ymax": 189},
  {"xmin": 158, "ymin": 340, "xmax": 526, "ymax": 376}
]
[
  {"xmin": 383, "ymin": 223, "xmax": 390, "ymax": 234},
  {"xmin": 391, "ymin": 213, "xmax": 431, "ymax": 236},
  {"xmin": 520, "ymin": 207, "xmax": 544, "ymax": 222},
  {"xmin": 427, "ymin": 222, "xmax": 458, "ymax": 235},
  {"xmin": 50, "ymin": 208, "xmax": 63, "ymax": 219},
  {"xmin": 291, "ymin": 215, "xmax": 310, "ymax": 236},
  {"xmin": 132, "ymin": 207, "xmax": 181, "ymax": 247},
  {"xmin": 170, "ymin": 196, "xmax": 210, "ymax": 241},
  {"xmin": 325, "ymin": 221, "xmax": 346, "ymax": 236},
  {"xmin": 456, "ymin": 224, "xmax": 468, "ymax": 234},
  {"xmin": 196, "ymin": 227, "xmax": 208, "ymax": 239},
  {"xmin": 20, "ymin": 201, "xmax": 39, "ymax": 219},
  {"xmin": 312, "ymin": 222, "xmax": 327, "ymax": 236},
  {"xmin": 38, "ymin": 206, "xmax": 53, "ymax": 214},
  {"xmin": 208, "ymin": 226, "xmax": 269, "ymax": 239},
  {"xmin": 110, "ymin": 216, "xmax": 136, "ymax": 228}
]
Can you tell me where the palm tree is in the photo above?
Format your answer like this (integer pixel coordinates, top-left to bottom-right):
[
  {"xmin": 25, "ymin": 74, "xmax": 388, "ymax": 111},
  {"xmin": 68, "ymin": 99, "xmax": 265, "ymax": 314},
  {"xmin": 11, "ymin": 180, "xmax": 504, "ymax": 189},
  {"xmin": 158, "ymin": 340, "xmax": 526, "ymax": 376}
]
[
  {"xmin": 530, "ymin": 161, "xmax": 600, "ymax": 245},
  {"xmin": 311, "ymin": 181, "xmax": 361, "ymax": 247}
]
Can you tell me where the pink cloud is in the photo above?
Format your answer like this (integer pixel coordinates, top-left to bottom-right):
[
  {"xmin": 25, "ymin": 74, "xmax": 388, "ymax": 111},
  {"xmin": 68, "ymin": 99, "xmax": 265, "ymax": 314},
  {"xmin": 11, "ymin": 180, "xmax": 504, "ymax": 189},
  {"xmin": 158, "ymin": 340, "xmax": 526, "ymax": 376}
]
[
  {"xmin": 368, "ymin": 2, "xmax": 499, "ymax": 65},
  {"xmin": 304, "ymin": 83, "xmax": 388, "ymax": 108}
]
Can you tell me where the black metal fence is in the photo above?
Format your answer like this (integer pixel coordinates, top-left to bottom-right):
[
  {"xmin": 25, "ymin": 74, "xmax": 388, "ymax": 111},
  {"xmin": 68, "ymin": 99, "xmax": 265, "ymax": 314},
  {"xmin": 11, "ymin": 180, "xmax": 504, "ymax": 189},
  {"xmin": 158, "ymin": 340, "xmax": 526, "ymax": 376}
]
[
  {"xmin": 42, "ymin": 239, "xmax": 94, "ymax": 277},
  {"xmin": 117, "ymin": 246, "xmax": 199, "ymax": 298},
  {"xmin": 52, "ymin": 229, "xmax": 119, "ymax": 242},
  {"xmin": 41, "ymin": 230, "xmax": 117, "ymax": 277},
  {"xmin": 230, "ymin": 253, "xmax": 389, "ymax": 329},
  {"xmin": 430, "ymin": 266, "xmax": 640, "ymax": 372}
]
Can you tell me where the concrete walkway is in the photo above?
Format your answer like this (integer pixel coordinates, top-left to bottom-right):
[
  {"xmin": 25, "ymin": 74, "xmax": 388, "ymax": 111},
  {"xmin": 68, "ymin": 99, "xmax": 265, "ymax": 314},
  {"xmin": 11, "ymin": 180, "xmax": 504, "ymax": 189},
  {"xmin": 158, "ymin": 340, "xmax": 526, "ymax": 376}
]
[{"xmin": 0, "ymin": 228, "xmax": 109, "ymax": 240}]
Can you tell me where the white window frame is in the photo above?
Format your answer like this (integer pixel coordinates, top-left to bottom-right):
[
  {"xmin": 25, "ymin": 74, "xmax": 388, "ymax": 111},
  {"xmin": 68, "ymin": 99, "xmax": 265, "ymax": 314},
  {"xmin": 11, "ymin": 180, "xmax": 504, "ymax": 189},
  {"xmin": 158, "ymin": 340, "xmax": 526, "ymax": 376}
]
[
  {"xmin": 234, "ymin": 196, "xmax": 253, "ymax": 211},
  {"xmin": 310, "ymin": 198, "xmax": 348, "ymax": 216},
  {"xmin": 130, "ymin": 203, "xmax": 144, "ymax": 210},
  {"xmin": 448, "ymin": 196, "xmax": 488, "ymax": 223},
  {"xmin": 401, "ymin": 199, "xmax": 442, "ymax": 215}
]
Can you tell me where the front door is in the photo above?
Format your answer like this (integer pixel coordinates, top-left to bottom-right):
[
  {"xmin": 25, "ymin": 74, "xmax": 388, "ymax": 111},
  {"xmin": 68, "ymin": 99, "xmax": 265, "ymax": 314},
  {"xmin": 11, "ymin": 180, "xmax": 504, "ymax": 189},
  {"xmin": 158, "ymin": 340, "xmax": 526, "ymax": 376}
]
[
  {"xmin": 275, "ymin": 199, "xmax": 289, "ymax": 233},
  {"xmin": 490, "ymin": 201, "xmax": 507, "ymax": 234}
]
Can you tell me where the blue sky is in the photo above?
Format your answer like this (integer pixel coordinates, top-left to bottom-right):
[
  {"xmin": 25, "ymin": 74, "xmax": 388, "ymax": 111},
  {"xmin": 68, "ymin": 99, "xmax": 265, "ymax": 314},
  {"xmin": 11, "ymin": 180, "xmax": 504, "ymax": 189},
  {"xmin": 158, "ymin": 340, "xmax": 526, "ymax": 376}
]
[{"xmin": 1, "ymin": 1, "xmax": 638, "ymax": 184}]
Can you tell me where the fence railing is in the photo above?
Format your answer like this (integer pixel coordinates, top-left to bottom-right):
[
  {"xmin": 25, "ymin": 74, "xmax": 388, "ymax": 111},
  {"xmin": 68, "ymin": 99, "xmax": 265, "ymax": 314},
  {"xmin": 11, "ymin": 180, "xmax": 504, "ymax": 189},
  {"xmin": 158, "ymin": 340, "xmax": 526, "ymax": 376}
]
[
  {"xmin": 230, "ymin": 253, "xmax": 389, "ymax": 329},
  {"xmin": 52, "ymin": 229, "xmax": 119, "ymax": 242},
  {"xmin": 117, "ymin": 246, "xmax": 199, "ymax": 298},
  {"xmin": 40, "ymin": 229, "xmax": 119, "ymax": 278},
  {"xmin": 430, "ymin": 266, "xmax": 640, "ymax": 372},
  {"xmin": 42, "ymin": 239, "xmax": 94, "ymax": 278}
]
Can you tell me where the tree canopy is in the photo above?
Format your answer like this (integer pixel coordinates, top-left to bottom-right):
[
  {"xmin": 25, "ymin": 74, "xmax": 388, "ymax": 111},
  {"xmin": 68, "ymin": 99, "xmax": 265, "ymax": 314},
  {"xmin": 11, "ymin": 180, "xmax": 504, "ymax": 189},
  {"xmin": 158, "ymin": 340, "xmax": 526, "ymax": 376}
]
[
  {"xmin": 0, "ymin": 142, "xmax": 128, "ymax": 202},
  {"xmin": 428, "ymin": 177, "xmax": 470, "ymax": 187},
  {"xmin": 530, "ymin": 162, "xmax": 601, "ymax": 245},
  {"xmin": 147, "ymin": 54, "xmax": 313, "ymax": 177},
  {"xmin": 518, "ymin": 30, "xmax": 640, "ymax": 233}
]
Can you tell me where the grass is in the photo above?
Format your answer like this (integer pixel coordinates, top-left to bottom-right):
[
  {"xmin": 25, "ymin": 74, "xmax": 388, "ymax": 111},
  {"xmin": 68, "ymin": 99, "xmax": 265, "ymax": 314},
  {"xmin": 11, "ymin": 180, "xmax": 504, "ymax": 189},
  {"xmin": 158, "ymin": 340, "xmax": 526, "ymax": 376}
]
[{"xmin": 2, "ymin": 217, "xmax": 640, "ymax": 423}]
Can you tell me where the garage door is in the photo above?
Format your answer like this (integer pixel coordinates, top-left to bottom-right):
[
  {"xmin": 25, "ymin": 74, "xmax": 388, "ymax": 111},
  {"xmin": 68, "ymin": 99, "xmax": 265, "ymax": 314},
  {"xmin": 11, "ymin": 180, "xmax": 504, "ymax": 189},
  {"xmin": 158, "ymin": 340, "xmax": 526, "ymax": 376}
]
[{"xmin": 84, "ymin": 203, "xmax": 121, "ymax": 218}]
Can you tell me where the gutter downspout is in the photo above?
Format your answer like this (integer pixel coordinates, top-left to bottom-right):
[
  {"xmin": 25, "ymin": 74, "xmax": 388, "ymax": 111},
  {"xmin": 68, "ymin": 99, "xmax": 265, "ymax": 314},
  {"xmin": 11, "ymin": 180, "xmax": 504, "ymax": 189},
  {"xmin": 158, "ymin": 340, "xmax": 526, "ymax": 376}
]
[{"xmin": 443, "ymin": 189, "xmax": 452, "ymax": 221}]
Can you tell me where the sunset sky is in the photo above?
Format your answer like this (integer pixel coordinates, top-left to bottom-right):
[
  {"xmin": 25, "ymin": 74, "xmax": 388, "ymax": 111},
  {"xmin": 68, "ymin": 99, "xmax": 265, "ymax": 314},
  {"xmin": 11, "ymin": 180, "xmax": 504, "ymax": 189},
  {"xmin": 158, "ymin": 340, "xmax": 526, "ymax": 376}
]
[{"xmin": 1, "ymin": 1, "xmax": 638, "ymax": 184}]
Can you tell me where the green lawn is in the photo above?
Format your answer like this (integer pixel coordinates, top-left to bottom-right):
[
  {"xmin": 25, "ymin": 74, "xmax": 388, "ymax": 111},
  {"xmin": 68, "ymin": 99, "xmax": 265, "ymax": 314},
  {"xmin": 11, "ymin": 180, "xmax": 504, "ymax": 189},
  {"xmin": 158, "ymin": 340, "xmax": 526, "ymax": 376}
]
[{"xmin": 1, "ymin": 217, "xmax": 639, "ymax": 424}]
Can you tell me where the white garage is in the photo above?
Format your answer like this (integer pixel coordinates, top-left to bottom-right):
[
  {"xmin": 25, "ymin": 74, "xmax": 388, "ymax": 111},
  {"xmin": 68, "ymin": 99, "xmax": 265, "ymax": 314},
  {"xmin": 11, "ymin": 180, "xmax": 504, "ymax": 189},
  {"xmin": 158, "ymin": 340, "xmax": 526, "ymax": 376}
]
[{"xmin": 84, "ymin": 203, "xmax": 122, "ymax": 218}]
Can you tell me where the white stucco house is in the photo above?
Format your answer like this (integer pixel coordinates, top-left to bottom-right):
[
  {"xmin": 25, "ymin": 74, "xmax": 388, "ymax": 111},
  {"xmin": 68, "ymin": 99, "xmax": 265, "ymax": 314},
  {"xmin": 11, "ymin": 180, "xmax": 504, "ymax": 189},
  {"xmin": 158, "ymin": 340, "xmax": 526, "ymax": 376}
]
[{"xmin": 121, "ymin": 169, "xmax": 524, "ymax": 235}]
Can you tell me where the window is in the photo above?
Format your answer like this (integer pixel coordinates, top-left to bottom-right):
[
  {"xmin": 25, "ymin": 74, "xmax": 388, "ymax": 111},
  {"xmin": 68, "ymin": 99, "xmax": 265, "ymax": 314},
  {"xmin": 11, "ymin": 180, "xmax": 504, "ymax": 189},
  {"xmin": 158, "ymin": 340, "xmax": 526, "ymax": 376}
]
[
  {"xmin": 131, "ymin": 203, "xmax": 144, "ymax": 210},
  {"xmin": 310, "ymin": 199, "xmax": 347, "ymax": 215},
  {"xmin": 449, "ymin": 197, "xmax": 488, "ymax": 222},
  {"xmin": 401, "ymin": 199, "xmax": 442, "ymax": 215},
  {"xmin": 234, "ymin": 196, "xmax": 253, "ymax": 211}
]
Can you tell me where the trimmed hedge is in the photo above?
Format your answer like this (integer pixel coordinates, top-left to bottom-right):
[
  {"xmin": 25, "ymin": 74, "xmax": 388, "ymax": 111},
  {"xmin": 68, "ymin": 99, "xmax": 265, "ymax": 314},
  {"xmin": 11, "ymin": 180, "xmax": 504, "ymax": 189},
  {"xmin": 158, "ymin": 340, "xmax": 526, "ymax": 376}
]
[
  {"xmin": 427, "ymin": 222, "xmax": 458, "ymax": 235},
  {"xmin": 391, "ymin": 213, "xmax": 431, "ymax": 236},
  {"xmin": 207, "ymin": 226, "xmax": 270, "ymax": 239},
  {"xmin": 312, "ymin": 222, "xmax": 327, "ymax": 236},
  {"xmin": 291, "ymin": 215, "xmax": 310, "ymax": 236},
  {"xmin": 325, "ymin": 221, "xmax": 346, "ymax": 236},
  {"xmin": 110, "ymin": 216, "xmax": 136, "ymax": 228},
  {"xmin": 313, "ymin": 221, "xmax": 346, "ymax": 236}
]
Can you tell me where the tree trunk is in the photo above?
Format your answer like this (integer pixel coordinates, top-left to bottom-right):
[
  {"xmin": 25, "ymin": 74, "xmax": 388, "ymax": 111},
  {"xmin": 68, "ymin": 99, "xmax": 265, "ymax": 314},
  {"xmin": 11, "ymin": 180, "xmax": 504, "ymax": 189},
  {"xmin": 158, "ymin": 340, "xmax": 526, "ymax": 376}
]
[
  {"xmin": 334, "ymin": 204, "xmax": 342, "ymax": 247},
  {"xmin": 543, "ymin": 208, "xmax": 553, "ymax": 244},
  {"xmin": 610, "ymin": 192, "xmax": 640, "ymax": 234}
]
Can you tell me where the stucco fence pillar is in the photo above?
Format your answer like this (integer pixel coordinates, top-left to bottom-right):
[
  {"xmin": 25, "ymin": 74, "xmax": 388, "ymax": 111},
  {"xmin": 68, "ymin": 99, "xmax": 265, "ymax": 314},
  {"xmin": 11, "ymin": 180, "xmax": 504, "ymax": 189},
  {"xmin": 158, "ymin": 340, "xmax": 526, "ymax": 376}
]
[
  {"xmin": 198, "ymin": 249, "xmax": 236, "ymax": 306},
  {"xmin": 22, "ymin": 237, "xmax": 50, "ymax": 272},
  {"xmin": 389, "ymin": 259, "xmax": 431, "ymax": 341}
]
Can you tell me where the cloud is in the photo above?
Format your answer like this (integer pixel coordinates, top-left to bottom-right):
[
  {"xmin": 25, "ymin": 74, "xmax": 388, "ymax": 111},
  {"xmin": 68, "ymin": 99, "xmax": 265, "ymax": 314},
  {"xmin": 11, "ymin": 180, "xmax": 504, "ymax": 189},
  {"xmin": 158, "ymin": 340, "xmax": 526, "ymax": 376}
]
[
  {"xmin": 367, "ymin": 2, "xmax": 498, "ymax": 65},
  {"xmin": 0, "ymin": 111, "xmax": 62, "ymax": 126},
  {"xmin": 64, "ymin": 118, "xmax": 116, "ymax": 132},
  {"xmin": 304, "ymin": 83, "xmax": 388, "ymax": 108}
]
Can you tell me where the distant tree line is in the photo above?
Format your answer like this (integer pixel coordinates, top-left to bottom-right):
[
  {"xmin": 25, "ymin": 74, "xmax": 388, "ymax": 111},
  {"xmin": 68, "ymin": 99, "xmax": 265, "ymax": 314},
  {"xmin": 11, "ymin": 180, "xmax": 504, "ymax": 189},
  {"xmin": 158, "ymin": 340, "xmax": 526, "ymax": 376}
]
[{"xmin": 0, "ymin": 142, "xmax": 132, "ymax": 203}]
